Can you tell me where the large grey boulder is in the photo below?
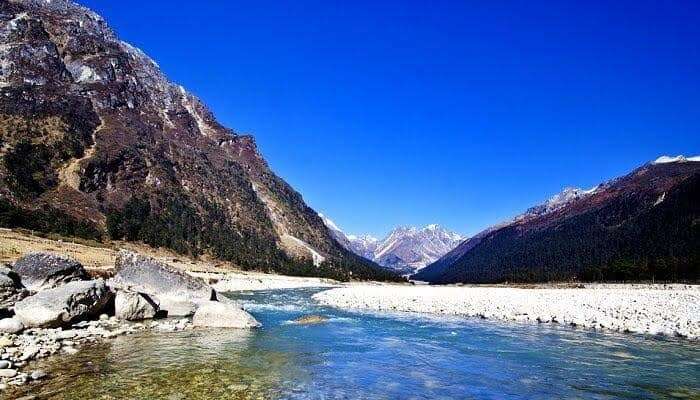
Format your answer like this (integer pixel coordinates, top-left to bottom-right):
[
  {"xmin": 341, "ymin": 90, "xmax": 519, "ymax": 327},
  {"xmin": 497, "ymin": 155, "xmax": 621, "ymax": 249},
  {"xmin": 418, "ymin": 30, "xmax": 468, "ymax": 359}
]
[
  {"xmin": 111, "ymin": 251, "xmax": 216, "ymax": 316},
  {"xmin": 192, "ymin": 301, "xmax": 260, "ymax": 328},
  {"xmin": 13, "ymin": 253, "xmax": 87, "ymax": 292},
  {"xmin": 115, "ymin": 291, "xmax": 160, "ymax": 321},
  {"xmin": 14, "ymin": 280, "xmax": 112, "ymax": 328}
]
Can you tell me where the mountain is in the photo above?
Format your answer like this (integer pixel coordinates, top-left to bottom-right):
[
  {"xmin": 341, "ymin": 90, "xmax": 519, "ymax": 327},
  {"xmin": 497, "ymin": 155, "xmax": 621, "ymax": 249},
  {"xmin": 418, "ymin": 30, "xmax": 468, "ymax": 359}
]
[
  {"xmin": 319, "ymin": 215, "xmax": 464, "ymax": 275},
  {"xmin": 0, "ymin": 0, "xmax": 400, "ymax": 282},
  {"xmin": 414, "ymin": 156, "xmax": 700, "ymax": 284}
]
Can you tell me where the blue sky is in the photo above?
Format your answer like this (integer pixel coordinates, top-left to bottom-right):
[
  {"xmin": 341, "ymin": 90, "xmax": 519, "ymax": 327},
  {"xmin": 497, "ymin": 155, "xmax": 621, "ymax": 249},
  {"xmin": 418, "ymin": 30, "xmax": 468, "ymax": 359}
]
[{"xmin": 80, "ymin": 0, "xmax": 699, "ymax": 237}]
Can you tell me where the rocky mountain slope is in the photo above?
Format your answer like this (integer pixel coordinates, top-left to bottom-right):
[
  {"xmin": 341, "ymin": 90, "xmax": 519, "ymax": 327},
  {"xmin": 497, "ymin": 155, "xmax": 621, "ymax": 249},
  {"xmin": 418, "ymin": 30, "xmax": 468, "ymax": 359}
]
[
  {"xmin": 0, "ymin": 0, "xmax": 399, "ymax": 281},
  {"xmin": 319, "ymin": 215, "xmax": 464, "ymax": 275},
  {"xmin": 414, "ymin": 156, "xmax": 700, "ymax": 283}
]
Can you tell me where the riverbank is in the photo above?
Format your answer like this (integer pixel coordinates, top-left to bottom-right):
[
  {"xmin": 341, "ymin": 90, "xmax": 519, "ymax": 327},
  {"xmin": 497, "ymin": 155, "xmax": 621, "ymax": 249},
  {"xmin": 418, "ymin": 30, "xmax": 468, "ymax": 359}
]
[
  {"xmin": 191, "ymin": 271, "xmax": 338, "ymax": 292},
  {"xmin": 0, "ymin": 229, "xmax": 340, "ymax": 291},
  {"xmin": 312, "ymin": 283, "xmax": 700, "ymax": 339}
]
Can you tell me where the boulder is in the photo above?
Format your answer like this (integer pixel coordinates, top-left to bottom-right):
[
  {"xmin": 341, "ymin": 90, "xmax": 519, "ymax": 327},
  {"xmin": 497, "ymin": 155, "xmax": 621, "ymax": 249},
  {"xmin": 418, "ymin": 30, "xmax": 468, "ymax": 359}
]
[
  {"xmin": 111, "ymin": 251, "xmax": 216, "ymax": 316},
  {"xmin": 115, "ymin": 291, "xmax": 159, "ymax": 321},
  {"xmin": 158, "ymin": 297, "xmax": 197, "ymax": 317},
  {"xmin": 192, "ymin": 301, "xmax": 260, "ymax": 328},
  {"xmin": 14, "ymin": 280, "xmax": 112, "ymax": 328},
  {"xmin": 0, "ymin": 317, "xmax": 24, "ymax": 334},
  {"xmin": 13, "ymin": 253, "xmax": 87, "ymax": 292}
]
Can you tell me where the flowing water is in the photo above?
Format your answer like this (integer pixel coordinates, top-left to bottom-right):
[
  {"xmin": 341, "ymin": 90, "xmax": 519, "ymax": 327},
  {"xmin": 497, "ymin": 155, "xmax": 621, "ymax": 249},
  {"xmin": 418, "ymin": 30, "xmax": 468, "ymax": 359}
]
[{"xmin": 8, "ymin": 288, "xmax": 699, "ymax": 399}]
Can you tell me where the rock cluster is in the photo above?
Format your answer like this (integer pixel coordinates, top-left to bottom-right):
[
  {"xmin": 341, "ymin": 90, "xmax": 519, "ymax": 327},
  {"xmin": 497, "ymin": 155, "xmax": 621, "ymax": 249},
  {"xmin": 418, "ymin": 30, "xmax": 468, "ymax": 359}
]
[{"xmin": 0, "ymin": 250, "xmax": 260, "ymax": 391}]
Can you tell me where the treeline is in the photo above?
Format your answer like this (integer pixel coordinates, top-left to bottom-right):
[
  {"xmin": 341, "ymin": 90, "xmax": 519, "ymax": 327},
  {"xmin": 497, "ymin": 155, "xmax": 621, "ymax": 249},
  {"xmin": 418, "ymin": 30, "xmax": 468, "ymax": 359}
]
[
  {"xmin": 0, "ymin": 198, "xmax": 101, "ymax": 240},
  {"xmin": 106, "ymin": 194, "xmax": 401, "ymax": 282}
]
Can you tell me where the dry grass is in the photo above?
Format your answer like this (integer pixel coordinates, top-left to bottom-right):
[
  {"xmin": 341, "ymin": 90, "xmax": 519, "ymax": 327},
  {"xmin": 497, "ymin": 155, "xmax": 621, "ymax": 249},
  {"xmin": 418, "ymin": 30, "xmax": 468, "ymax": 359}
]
[{"xmin": 0, "ymin": 228, "xmax": 240, "ymax": 274}]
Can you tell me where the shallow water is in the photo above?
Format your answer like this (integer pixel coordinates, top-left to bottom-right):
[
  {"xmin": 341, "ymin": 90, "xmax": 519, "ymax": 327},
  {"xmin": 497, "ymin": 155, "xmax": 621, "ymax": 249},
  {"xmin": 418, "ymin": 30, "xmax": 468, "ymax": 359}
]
[{"xmin": 8, "ymin": 288, "xmax": 700, "ymax": 399}]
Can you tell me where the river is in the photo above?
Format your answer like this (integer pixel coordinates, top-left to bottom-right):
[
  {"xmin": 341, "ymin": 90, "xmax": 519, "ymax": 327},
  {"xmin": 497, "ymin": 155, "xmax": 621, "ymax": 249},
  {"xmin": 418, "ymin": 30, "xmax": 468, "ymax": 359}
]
[{"xmin": 8, "ymin": 288, "xmax": 699, "ymax": 399}]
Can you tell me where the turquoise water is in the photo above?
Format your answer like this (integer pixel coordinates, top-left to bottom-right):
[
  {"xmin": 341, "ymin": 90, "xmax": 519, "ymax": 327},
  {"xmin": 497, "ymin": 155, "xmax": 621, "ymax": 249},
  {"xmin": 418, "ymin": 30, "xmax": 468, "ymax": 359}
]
[{"xmin": 11, "ymin": 288, "xmax": 700, "ymax": 399}]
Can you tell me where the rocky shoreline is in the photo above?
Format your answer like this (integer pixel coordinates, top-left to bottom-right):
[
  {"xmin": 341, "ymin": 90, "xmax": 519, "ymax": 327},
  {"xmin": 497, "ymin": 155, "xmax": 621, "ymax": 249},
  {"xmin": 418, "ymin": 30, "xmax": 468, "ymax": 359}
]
[
  {"xmin": 0, "ymin": 250, "xmax": 261, "ymax": 392},
  {"xmin": 313, "ymin": 283, "xmax": 700, "ymax": 339}
]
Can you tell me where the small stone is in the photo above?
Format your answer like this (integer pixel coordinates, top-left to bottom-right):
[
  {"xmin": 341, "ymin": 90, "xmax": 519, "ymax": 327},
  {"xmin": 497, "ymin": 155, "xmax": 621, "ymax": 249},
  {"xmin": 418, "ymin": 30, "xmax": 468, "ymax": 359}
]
[
  {"xmin": 30, "ymin": 370, "xmax": 47, "ymax": 380},
  {"xmin": 0, "ymin": 369, "xmax": 17, "ymax": 378},
  {"xmin": 99, "ymin": 314, "xmax": 109, "ymax": 321},
  {"xmin": 54, "ymin": 330, "xmax": 77, "ymax": 340},
  {"xmin": 63, "ymin": 346, "xmax": 78, "ymax": 355},
  {"xmin": 0, "ymin": 318, "xmax": 24, "ymax": 334},
  {"xmin": 0, "ymin": 360, "xmax": 11, "ymax": 369},
  {"xmin": 0, "ymin": 337, "xmax": 13, "ymax": 348},
  {"xmin": 19, "ymin": 346, "xmax": 39, "ymax": 361}
]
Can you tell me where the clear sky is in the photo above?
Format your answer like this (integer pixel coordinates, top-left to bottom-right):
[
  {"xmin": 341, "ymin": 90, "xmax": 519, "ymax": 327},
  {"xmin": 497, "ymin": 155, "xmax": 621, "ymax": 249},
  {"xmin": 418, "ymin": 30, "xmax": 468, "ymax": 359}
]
[{"xmin": 79, "ymin": 0, "xmax": 699, "ymax": 237}]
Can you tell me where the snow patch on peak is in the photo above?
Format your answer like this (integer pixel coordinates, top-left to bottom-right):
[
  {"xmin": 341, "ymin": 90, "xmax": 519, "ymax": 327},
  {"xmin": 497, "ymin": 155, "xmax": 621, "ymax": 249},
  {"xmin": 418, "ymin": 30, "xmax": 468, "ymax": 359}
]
[
  {"xmin": 318, "ymin": 214, "xmax": 465, "ymax": 276},
  {"xmin": 318, "ymin": 213, "xmax": 341, "ymax": 233},
  {"xmin": 653, "ymin": 155, "xmax": 700, "ymax": 164},
  {"xmin": 282, "ymin": 234, "xmax": 326, "ymax": 267},
  {"xmin": 521, "ymin": 185, "xmax": 599, "ymax": 219}
]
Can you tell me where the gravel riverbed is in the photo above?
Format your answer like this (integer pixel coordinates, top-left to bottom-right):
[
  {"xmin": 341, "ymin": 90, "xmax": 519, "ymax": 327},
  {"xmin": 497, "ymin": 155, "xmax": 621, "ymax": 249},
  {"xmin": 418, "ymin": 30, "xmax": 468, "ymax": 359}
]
[{"xmin": 313, "ymin": 284, "xmax": 700, "ymax": 339}]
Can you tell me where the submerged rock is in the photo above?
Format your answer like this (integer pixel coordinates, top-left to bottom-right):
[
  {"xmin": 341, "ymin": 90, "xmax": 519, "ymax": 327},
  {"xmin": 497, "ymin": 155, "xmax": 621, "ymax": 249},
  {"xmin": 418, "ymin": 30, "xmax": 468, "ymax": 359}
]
[
  {"xmin": 13, "ymin": 253, "xmax": 87, "ymax": 292},
  {"xmin": 115, "ymin": 291, "xmax": 160, "ymax": 321},
  {"xmin": 14, "ymin": 280, "xmax": 112, "ymax": 328},
  {"xmin": 192, "ymin": 301, "xmax": 260, "ymax": 328},
  {"xmin": 292, "ymin": 315, "xmax": 328, "ymax": 325}
]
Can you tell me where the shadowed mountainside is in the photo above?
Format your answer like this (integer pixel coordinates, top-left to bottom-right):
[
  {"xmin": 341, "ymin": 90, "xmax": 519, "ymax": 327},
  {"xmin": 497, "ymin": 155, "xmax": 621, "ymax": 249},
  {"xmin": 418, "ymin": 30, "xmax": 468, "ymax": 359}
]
[{"xmin": 414, "ymin": 159, "xmax": 700, "ymax": 283}]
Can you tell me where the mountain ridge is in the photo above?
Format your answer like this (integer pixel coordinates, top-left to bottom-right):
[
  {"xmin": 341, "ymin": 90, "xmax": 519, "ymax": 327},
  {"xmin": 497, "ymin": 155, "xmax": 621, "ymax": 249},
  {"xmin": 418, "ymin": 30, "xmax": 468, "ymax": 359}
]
[
  {"xmin": 319, "ymin": 214, "xmax": 464, "ymax": 275},
  {"xmin": 414, "ymin": 156, "xmax": 700, "ymax": 283},
  {"xmin": 0, "ymin": 0, "xmax": 399, "ymax": 282}
]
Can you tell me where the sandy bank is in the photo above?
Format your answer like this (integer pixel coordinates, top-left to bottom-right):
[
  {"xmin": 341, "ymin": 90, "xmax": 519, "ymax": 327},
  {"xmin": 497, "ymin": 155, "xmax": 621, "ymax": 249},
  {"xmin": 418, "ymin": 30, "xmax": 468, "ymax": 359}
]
[
  {"xmin": 313, "ymin": 283, "xmax": 700, "ymax": 339},
  {"xmin": 191, "ymin": 271, "xmax": 338, "ymax": 292}
]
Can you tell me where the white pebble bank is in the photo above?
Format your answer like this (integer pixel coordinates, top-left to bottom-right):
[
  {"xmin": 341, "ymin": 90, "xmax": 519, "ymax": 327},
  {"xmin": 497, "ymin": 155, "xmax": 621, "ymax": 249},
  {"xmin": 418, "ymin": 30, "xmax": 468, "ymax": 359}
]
[{"xmin": 312, "ymin": 284, "xmax": 700, "ymax": 339}]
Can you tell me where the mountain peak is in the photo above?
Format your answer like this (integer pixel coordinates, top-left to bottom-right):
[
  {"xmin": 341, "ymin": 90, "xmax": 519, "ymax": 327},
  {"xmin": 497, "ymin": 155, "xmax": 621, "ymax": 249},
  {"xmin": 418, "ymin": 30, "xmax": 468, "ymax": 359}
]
[
  {"xmin": 319, "ymin": 216, "xmax": 465, "ymax": 276},
  {"xmin": 653, "ymin": 155, "xmax": 700, "ymax": 164}
]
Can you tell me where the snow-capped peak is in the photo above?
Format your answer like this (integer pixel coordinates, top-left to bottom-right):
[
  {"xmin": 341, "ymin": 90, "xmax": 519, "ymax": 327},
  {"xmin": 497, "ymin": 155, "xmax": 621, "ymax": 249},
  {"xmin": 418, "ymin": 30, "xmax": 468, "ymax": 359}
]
[
  {"xmin": 347, "ymin": 234, "xmax": 378, "ymax": 243},
  {"xmin": 318, "ymin": 214, "xmax": 465, "ymax": 276},
  {"xmin": 318, "ymin": 213, "xmax": 342, "ymax": 233},
  {"xmin": 653, "ymin": 155, "xmax": 700, "ymax": 164}
]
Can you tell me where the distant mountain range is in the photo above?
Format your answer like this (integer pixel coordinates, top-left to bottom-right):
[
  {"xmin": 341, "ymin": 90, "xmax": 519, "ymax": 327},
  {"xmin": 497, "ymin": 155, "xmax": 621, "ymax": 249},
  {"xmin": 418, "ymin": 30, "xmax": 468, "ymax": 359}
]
[
  {"xmin": 0, "ymin": 0, "xmax": 399, "ymax": 282},
  {"xmin": 319, "ymin": 215, "xmax": 464, "ymax": 276},
  {"xmin": 414, "ymin": 155, "xmax": 700, "ymax": 284}
]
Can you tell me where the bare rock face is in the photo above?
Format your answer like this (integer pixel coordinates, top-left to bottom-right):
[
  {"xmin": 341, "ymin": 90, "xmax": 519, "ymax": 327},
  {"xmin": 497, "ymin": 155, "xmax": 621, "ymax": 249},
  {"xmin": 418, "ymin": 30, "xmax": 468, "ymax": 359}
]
[
  {"xmin": 0, "ymin": 0, "xmax": 397, "ymax": 283},
  {"xmin": 14, "ymin": 279, "xmax": 112, "ymax": 328},
  {"xmin": 0, "ymin": 265, "xmax": 27, "ymax": 310},
  {"xmin": 157, "ymin": 297, "xmax": 197, "ymax": 317},
  {"xmin": 192, "ymin": 301, "xmax": 260, "ymax": 329},
  {"xmin": 114, "ymin": 290, "xmax": 159, "ymax": 321},
  {"xmin": 12, "ymin": 252, "xmax": 87, "ymax": 292},
  {"xmin": 111, "ymin": 251, "xmax": 214, "ymax": 317}
]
